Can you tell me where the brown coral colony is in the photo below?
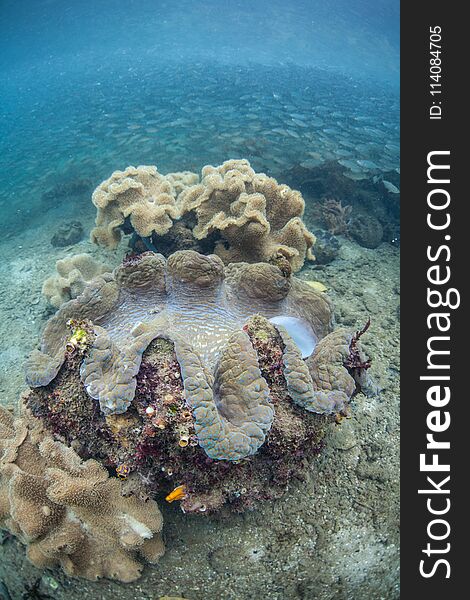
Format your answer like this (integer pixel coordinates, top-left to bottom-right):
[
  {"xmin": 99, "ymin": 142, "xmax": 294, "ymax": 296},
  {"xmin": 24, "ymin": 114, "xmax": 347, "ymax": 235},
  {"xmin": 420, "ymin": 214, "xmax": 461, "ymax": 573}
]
[
  {"xmin": 90, "ymin": 159, "xmax": 316, "ymax": 272},
  {"xmin": 0, "ymin": 405, "xmax": 164, "ymax": 582}
]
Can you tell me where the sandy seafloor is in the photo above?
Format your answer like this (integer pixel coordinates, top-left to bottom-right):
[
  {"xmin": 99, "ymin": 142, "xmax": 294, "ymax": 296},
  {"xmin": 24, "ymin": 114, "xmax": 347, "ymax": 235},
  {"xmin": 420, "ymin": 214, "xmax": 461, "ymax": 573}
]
[{"xmin": 0, "ymin": 187, "xmax": 399, "ymax": 599}]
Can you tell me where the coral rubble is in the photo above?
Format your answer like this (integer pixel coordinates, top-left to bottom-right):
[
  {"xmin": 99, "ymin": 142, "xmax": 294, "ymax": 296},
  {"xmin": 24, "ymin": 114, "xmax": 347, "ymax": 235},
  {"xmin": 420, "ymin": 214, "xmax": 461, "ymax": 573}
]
[{"xmin": 0, "ymin": 404, "xmax": 164, "ymax": 582}]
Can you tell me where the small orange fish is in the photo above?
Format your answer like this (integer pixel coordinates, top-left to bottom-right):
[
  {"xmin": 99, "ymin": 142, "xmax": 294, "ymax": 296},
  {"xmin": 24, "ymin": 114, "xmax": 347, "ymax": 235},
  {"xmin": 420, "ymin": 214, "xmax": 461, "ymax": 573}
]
[{"xmin": 165, "ymin": 485, "xmax": 186, "ymax": 503}]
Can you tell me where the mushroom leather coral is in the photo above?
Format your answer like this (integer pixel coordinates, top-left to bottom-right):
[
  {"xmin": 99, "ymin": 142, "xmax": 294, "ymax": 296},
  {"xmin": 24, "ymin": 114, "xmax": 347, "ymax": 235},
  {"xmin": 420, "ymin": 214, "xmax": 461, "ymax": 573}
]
[
  {"xmin": 90, "ymin": 160, "xmax": 315, "ymax": 272},
  {"xmin": 179, "ymin": 159, "xmax": 315, "ymax": 271},
  {"xmin": 42, "ymin": 253, "xmax": 111, "ymax": 308},
  {"xmin": 0, "ymin": 405, "xmax": 164, "ymax": 582},
  {"xmin": 90, "ymin": 165, "xmax": 198, "ymax": 248}
]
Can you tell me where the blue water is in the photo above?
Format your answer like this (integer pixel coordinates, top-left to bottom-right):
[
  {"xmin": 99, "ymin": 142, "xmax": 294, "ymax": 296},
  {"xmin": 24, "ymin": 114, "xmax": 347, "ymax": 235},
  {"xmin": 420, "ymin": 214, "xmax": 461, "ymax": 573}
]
[
  {"xmin": 0, "ymin": 0, "xmax": 399, "ymax": 237},
  {"xmin": 1, "ymin": 0, "xmax": 398, "ymax": 80}
]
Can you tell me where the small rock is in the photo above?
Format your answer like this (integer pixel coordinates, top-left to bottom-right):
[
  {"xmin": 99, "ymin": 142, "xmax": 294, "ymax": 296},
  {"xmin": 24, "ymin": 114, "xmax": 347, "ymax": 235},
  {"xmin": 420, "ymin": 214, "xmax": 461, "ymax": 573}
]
[
  {"xmin": 51, "ymin": 221, "xmax": 84, "ymax": 247},
  {"xmin": 328, "ymin": 420, "xmax": 357, "ymax": 451},
  {"xmin": 362, "ymin": 291, "xmax": 379, "ymax": 314},
  {"xmin": 305, "ymin": 280, "xmax": 328, "ymax": 293},
  {"xmin": 42, "ymin": 575, "xmax": 59, "ymax": 590},
  {"xmin": 356, "ymin": 461, "xmax": 389, "ymax": 483},
  {"xmin": 339, "ymin": 243, "xmax": 363, "ymax": 261},
  {"xmin": 335, "ymin": 304, "xmax": 357, "ymax": 326},
  {"xmin": 313, "ymin": 230, "xmax": 340, "ymax": 264},
  {"xmin": 349, "ymin": 213, "xmax": 383, "ymax": 249}
]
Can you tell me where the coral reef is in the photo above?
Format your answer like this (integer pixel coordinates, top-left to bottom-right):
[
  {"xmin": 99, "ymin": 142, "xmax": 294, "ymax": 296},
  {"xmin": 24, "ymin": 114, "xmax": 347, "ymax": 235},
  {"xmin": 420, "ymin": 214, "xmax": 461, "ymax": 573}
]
[
  {"xmin": 42, "ymin": 254, "xmax": 112, "ymax": 308},
  {"xmin": 320, "ymin": 198, "xmax": 352, "ymax": 235},
  {"xmin": 0, "ymin": 154, "xmax": 377, "ymax": 583},
  {"xmin": 25, "ymin": 310, "xmax": 370, "ymax": 514},
  {"xmin": 91, "ymin": 160, "xmax": 316, "ymax": 272},
  {"xmin": 24, "ymin": 317, "xmax": 339, "ymax": 514},
  {"xmin": 0, "ymin": 404, "xmax": 164, "ymax": 582},
  {"xmin": 50, "ymin": 221, "xmax": 84, "ymax": 248}
]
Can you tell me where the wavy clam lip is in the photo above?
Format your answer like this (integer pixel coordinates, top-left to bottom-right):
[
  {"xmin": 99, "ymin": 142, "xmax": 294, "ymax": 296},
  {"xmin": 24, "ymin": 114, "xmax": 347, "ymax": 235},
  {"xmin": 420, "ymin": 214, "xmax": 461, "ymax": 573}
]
[
  {"xmin": 25, "ymin": 250, "xmax": 360, "ymax": 461},
  {"xmin": 268, "ymin": 315, "xmax": 318, "ymax": 359}
]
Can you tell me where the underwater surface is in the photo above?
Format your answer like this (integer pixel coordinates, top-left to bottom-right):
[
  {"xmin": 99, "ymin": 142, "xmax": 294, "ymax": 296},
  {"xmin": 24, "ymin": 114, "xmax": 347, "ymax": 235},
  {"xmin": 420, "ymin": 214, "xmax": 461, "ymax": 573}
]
[{"xmin": 0, "ymin": 1, "xmax": 399, "ymax": 599}]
